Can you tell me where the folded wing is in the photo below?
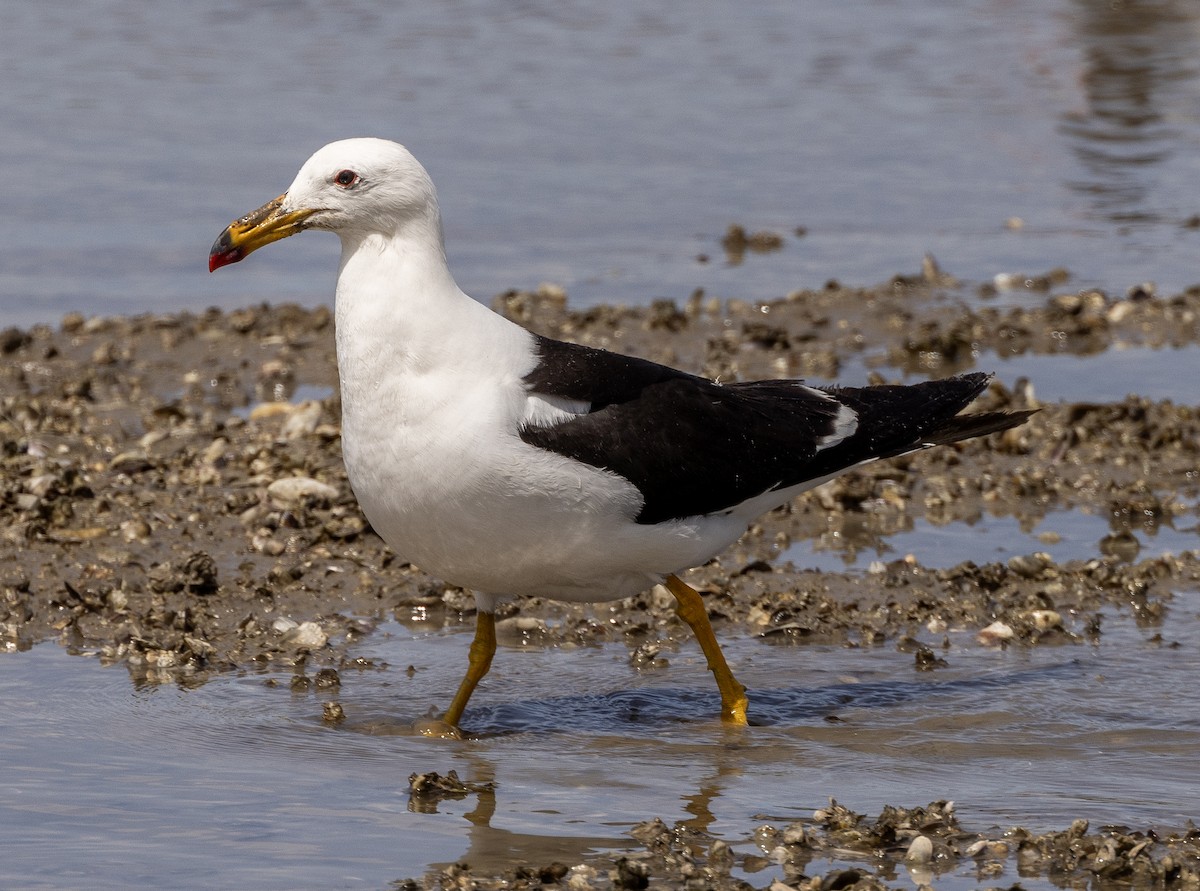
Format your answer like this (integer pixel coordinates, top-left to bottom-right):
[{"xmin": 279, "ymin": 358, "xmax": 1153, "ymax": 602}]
[{"xmin": 519, "ymin": 336, "xmax": 1031, "ymax": 524}]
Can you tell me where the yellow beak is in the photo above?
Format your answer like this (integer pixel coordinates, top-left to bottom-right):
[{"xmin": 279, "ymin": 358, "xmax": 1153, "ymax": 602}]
[{"xmin": 208, "ymin": 194, "xmax": 315, "ymax": 271}]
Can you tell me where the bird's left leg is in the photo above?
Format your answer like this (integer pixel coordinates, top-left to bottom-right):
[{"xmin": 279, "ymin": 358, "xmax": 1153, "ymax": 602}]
[{"xmin": 664, "ymin": 574, "xmax": 748, "ymax": 725}]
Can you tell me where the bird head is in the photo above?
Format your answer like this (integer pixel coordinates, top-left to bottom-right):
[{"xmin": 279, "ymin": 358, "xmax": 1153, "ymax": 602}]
[{"xmin": 208, "ymin": 138, "xmax": 439, "ymax": 272}]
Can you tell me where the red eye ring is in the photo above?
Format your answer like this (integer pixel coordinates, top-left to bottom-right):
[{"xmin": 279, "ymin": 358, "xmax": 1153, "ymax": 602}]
[{"xmin": 334, "ymin": 169, "xmax": 360, "ymax": 188}]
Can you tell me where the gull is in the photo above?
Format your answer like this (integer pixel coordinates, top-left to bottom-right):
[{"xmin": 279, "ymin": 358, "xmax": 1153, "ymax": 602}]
[{"xmin": 210, "ymin": 138, "xmax": 1032, "ymax": 732}]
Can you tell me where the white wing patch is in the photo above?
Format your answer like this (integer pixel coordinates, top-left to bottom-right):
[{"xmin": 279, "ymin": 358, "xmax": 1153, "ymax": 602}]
[
  {"xmin": 814, "ymin": 398, "xmax": 859, "ymax": 452},
  {"xmin": 523, "ymin": 392, "xmax": 591, "ymax": 428}
]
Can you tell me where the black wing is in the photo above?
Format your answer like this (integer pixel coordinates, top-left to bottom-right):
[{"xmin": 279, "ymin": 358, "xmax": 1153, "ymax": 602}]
[
  {"xmin": 521, "ymin": 334, "xmax": 689, "ymax": 408},
  {"xmin": 519, "ymin": 336, "xmax": 1029, "ymax": 525}
]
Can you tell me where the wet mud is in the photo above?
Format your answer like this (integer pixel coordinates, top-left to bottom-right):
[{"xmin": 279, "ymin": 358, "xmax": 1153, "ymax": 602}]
[
  {"xmin": 397, "ymin": 793, "xmax": 1200, "ymax": 891},
  {"xmin": 3, "ymin": 269, "xmax": 1200, "ymax": 888}
]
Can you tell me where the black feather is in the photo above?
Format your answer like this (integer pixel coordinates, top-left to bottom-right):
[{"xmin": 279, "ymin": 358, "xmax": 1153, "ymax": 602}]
[{"xmin": 519, "ymin": 336, "xmax": 1031, "ymax": 525}]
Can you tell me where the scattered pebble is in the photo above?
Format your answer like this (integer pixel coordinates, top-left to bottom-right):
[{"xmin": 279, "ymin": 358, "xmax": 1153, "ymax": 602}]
[
  {"xmin": 905, "ymin": 834, "xmax": 933, "ymax": 863},
  {"xmin": 266, "ymin": 476, "xmax": 339, "ymax": 507}
]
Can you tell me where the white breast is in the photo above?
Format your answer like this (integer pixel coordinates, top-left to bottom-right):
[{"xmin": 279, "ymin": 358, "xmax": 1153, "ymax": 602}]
[{"xmin": 331, "ymin": 238, "xmax": 756, "ymax": 605}]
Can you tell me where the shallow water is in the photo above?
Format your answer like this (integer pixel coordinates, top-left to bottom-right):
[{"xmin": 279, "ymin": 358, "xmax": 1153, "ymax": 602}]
[
  {"xmin": 2, "ymin": 1, "xmax": 1200, "ymax": 325},
  {"xmin": 927, "ymin": 343, "xmax": 1200, "ymax": 405},
  {"xmin": 785, "ymin": 506, "xmax": 1199, "ymax": 574},
  {"xmin": 5, "ymin": 600, "xmax": 1200, "ymax": 888}
]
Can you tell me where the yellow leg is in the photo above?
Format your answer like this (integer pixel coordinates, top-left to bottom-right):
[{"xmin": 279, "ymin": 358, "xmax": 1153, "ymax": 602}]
[
  {"xmin": 442, "ymin": 610, "xmax": 497, "ymax": 729},
  {"xmin": 664, "ymin": 574, "xmax": 748, "ymax": 725}
]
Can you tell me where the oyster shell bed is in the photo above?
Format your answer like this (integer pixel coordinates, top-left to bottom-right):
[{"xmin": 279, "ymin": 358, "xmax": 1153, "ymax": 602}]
[{"xmin": 3, "ymin": 270, "xmax": 1200, "ymax": 889}]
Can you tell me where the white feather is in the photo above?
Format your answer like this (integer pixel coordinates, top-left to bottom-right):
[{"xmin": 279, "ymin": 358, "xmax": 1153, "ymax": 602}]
[
  {"xmin": 816, "ymin": 401, "xmax": 859, "ymax": 452},
  {"xmin": 523, "ymin": 393, "xmax": 591, "ymax": 428}
]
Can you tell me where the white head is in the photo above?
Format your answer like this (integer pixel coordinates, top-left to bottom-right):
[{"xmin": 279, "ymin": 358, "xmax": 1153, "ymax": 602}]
[{"xmin": 209, "ymin": 138, "xmax": 442, "ymax": 271}]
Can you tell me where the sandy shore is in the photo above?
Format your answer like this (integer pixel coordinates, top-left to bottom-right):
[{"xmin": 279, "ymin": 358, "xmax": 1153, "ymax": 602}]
[{"xmin": 3, "ymin": 271, "xmax": 1200, "ymax": 887}]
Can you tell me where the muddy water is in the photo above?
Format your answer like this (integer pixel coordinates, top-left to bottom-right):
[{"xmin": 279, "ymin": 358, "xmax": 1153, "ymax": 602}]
[{"xmin": 5, "ymin": 602, "xmax": 1199, "ymax": 889}]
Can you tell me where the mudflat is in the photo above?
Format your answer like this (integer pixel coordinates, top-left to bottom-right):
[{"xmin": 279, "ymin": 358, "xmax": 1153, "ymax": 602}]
[{"xmin": 3, "ymin": 271, "xmax": 1199, "ymax": 888}]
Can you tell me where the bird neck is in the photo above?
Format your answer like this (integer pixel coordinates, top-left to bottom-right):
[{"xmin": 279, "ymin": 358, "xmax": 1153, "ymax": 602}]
[{"xmin": 332, "ymin": 225, "xmax": 525, "ymax": 387}]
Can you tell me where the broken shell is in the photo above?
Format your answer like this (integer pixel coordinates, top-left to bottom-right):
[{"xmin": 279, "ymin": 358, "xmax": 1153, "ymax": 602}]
[
  {"xmin": 293, "ymin": 622, "xmax": 327, "ymax": 649},
  {"xmin": 120, "ymin": 519, "xmax": 151, "ymax": 542},
  {"xmin": 781, "ymin": 824, "xmax": 809, "ymax": 846},
  {"xmin": 25, "ymin": 474, "xmax": 58, "ymax": 497},
  {"xmin": 201, "ymin": 437, "xmax": 229, "ymax": 465},
  {"xmin": 1026, "ymin": 609, "xmax": 1062, "ymax": 631},
  {"xmin": 109, "ymin": 450, "xmax": 153, "ymax": 475},
  {"xmin": 281, "ymin": 400, "xmax": 323, "ymax": 439},
  {"xmin": 977, "ymin": 621, "xmax": 1015, "ymax": 646},
  {"xmin": 282, "ymin": 620, "xmax": 328, "ymax": 650},
  {"xmin": 248, "ymin": 402, "xmax": 294, "ymax": 421},
  {"xmin": 1106, "ymin": 300, "xmax": 1135, "ymax": 323},
  {"xmin": 496, "ymin": 615, "xmax": 548, "ymax": 635}
]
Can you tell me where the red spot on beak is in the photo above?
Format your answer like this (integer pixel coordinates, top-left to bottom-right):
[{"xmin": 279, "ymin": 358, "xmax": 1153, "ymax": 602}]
[
  {"xmin": 208, "ymin": 246, "xmax": 243, "ymax": 272},
  {"xmin": 208, "ymin": 227, "xmax": 245, "ymax": 272}
]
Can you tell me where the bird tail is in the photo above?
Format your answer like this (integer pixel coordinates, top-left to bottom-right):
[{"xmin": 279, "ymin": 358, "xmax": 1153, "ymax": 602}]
[{"xmin": 921, "ymin": 406, "xmax": 1036, "ymax": 447}]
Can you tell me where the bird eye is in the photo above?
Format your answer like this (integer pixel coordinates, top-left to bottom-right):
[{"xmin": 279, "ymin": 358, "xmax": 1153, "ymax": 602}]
[{"xmin": 334, "ymin": 169, "xmax": 360, "ymax": 188}]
